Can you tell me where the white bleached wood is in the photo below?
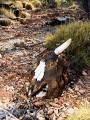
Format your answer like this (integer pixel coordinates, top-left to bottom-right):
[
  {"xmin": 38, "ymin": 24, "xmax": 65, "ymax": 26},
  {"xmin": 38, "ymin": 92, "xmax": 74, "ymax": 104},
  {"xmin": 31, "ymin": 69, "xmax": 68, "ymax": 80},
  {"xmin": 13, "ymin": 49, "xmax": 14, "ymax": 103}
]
[
  {"xmin": 54, "ymin": 38, "xmax": 72, "ymax": 55},
  {"xmin": 33, "ymin": 61, "xmax": 46, "ymax": 81}
]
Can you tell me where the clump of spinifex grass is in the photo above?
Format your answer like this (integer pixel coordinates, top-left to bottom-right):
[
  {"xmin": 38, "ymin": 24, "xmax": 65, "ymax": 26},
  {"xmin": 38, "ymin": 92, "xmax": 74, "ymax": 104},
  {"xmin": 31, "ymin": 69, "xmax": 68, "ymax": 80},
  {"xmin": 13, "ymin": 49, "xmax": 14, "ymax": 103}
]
[
  {"xmin": 30, "ymin": 0, "xmax": 42, "ymax": 7},
  {"xmin": 12, "ymin": 0, "xmax": 23, "ymax": 8},
  {"xmin": 45, "ymin": 22, "xmax": 90, "ymax": 69},
  {"xmin": 66, "ymin": 99, "xmax": 90, "ymax": 120},
  {"xmin": 0, "ymin": 8, "xmax": 16, "ymax": 19},
  {"xmin": 0, "ymin": 18, "xmax": 12, "ymax": 26},
  {"xmin": 22, "ymin": 0, "xmax": 41, "ymax": 10}
]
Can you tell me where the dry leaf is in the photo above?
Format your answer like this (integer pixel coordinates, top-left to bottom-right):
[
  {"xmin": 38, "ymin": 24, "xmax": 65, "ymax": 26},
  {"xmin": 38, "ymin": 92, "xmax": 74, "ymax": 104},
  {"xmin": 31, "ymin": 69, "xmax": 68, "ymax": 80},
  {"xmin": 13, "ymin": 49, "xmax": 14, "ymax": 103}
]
[{"xmin": 49, "ymin": 102, "xmax": 60, "ymax": 108}]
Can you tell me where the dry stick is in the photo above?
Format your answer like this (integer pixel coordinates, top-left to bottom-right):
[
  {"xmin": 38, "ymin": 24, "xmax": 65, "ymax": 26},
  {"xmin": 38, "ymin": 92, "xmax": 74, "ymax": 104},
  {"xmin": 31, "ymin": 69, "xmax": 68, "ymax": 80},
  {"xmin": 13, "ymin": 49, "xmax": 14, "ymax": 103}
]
[
  {"xmin": 28, "ymin": 41, "xmax": 44, "ymax": 48},
  {"xmin": 4, "ymin": 33, "xmax": 21, "ymax": 40},
  {"xmin": 13, "ymin": 41, "xmax": 44, "ymax": 50},
  {"xmin": 0, "ymin": 107, "xmax": 19, "ymax": 120}
]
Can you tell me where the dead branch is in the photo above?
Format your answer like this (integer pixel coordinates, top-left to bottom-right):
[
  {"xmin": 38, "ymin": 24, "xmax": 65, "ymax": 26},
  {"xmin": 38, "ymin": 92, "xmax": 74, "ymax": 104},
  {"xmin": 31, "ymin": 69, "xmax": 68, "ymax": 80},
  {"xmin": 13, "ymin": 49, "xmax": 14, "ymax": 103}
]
[
  {"xmin": 29, "ymin": 41, "xmax": 44, "ymax": 48},
  {"xmin": 4, "ymin": 33, "xmax": 21, "ymax": 40},
  {"xmin": 0, "ymin": 107, "xmax": 19, "ymax": 120}
]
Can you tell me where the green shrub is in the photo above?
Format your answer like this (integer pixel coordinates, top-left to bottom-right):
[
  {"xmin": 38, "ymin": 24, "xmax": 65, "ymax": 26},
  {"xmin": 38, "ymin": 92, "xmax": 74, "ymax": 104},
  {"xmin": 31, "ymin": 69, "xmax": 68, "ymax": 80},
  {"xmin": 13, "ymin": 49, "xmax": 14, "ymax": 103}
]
[{"xmin": 45, "ymin": 22, "xmax": 90, "ymax": 69}]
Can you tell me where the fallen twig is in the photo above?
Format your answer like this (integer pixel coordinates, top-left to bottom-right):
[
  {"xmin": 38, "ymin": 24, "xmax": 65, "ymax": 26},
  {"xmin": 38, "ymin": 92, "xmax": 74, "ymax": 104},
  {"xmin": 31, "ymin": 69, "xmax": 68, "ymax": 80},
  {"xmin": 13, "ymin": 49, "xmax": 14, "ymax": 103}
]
[
  {"xmin": 28, "ymin": 41, "xmax": 44, "ymax": 48},
  {"xmin": 0, "ymin": 107, "xmax": 19, "ymax": 120},
  {"xmin": 4, "ymin": 33, "xmax": 21, "ymax": 40}
]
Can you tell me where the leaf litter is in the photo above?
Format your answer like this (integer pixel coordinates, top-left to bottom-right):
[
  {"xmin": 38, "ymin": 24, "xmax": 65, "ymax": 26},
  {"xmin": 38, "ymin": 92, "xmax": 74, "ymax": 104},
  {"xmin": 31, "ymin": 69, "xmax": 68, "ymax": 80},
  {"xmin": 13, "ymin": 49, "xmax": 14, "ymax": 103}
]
[{"xmin": 0, "ymin": 4, "xmax": 90, "ymax": 120}]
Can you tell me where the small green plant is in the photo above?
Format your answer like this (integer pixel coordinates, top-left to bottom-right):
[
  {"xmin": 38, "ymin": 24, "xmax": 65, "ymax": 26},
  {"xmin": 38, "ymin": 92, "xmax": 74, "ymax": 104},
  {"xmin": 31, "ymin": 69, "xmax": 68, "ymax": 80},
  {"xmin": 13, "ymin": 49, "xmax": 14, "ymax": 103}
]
[{"xmin": 45, "ymin": 22, "xmax": 90, "ymax": 69}]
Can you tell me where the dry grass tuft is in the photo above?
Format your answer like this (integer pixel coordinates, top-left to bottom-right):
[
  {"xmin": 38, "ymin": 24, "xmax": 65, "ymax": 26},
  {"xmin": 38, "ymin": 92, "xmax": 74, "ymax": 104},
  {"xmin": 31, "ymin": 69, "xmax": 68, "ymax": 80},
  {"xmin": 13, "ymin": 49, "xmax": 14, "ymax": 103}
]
[
  {"xmin": 12, "ymin": 0, "xmax": 23, "ymax": 8},
  {"xmin": 30, "ymin": 0, "xmax": 42, "ymax": 7},
  {"xmin": 25, "ymin": 2, "xmax": 35, "ymax": 10},
  {"xmin": 66, "ymin": 99, "xmax": 90, "ymax": 120},
  {"xmin": 0, "ymin": 18, "xmax": 12, "ymax": 26},
  {"xmin": 22, "ymin": 1, "xmax": 35, "ymax": 10},
  {"xmin": 0, "ymin": 8, "xmax": 16, "ymax": 19},
  {"xmin": 20, "ymin": 11, "xmax": 30, "ymax": 18},
  {"xmin": 45, "ymin": 22, "xmax": 90, "ymax": 68}
]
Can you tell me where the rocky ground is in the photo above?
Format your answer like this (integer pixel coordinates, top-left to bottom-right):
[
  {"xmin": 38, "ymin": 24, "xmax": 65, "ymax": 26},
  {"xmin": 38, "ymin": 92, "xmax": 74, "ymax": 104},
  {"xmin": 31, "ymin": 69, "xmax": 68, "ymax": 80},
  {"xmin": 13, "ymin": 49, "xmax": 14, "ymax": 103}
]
[{"xmin": 0, "ymin": 5, "xmax": 90, "ymax": 120}]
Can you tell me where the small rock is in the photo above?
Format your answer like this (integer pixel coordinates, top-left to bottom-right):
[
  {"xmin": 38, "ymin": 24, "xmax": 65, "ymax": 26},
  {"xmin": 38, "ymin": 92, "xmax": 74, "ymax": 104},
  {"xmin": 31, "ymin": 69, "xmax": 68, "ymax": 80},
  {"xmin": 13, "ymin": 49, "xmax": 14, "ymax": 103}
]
[
  {"xmin": 78, "ymin": 79, "xmax": 85, "ymax": 85},
  {"xmin": 37, "ymin": 110, "xmax": 45, "ymax": 120},
  {"xmin": 68, "ymin": 88, "xmax": 74, "ymax": 93},
  {"xmin": 45, "ymin": 103, "xmax": 50, "ymax": 108},
  {"xmin": 49, "ymin": 102, "xmax": 60, "ymax": 108},
  {"xmin": 57, "ymin": 116, "xmax": 64, "ymax": 120},
  {"xmin": 54, "ymin": 98, "xmax": 59, "ymax": 103},
  {"xmin": 74, "ymin": 85, "xmax": 79, "ymax": 91},
  {"xmin": 53, "ymin": 113, "xmax": 57, "ymax": 120},
  {"xmin": 0, "ymin": 101, "xmax": 3, "ymax": 107},
  {"xmin": 54, "ymin": 109, "xmax": 59, "ymax": 116},
  {"xmin": 0, "ymin": 109, "xmax": 6, "ymax": 120},
  {"xmin": 82, "ymin": 71, "xmax": 87, "ymax": 76},
  {"xmin": 77, "ymin": 91, "xmax": 81, "ymax": 96},
  {"xmin": 40, "ymin": 47, "xmax": 46, "ymax": 52},
  {"xmin": 25, "ymin": 82, "xmax": 30, "ymax": 87},
  {"xmin": 67, "ymin": 108, "xmax": 74, "ymax": 115},
  {"xmin": 0, "ymin": 76, "xmax": 2, "ymax": 79},
  {"xmin": 38, "ymin": 110, "xmax": 44, "ymax": 115},
  {"xmin": 34, "ymin": 101, "xmax": 44, "ymax": 107},
  {"xmin": 19, "ymin": 116, "xmax": 23, "ymax": 120},
  {"xmin": 79, "ymin": 89, "xmax": 86, "ymax": 94},
  {"xmin": 37, "ymin": 116, "xmax": 45, "ymax": 120},
  {"xmin": 0, "ymin": 54, "xmax": 2, "ymax": 58},
  {"xmin": 47, "ymin": 108, "xmax": 54, "ymax": 115},
  {"xmin": 60, "ymin": 112, "xmax": 66, "ymax": 118}
]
